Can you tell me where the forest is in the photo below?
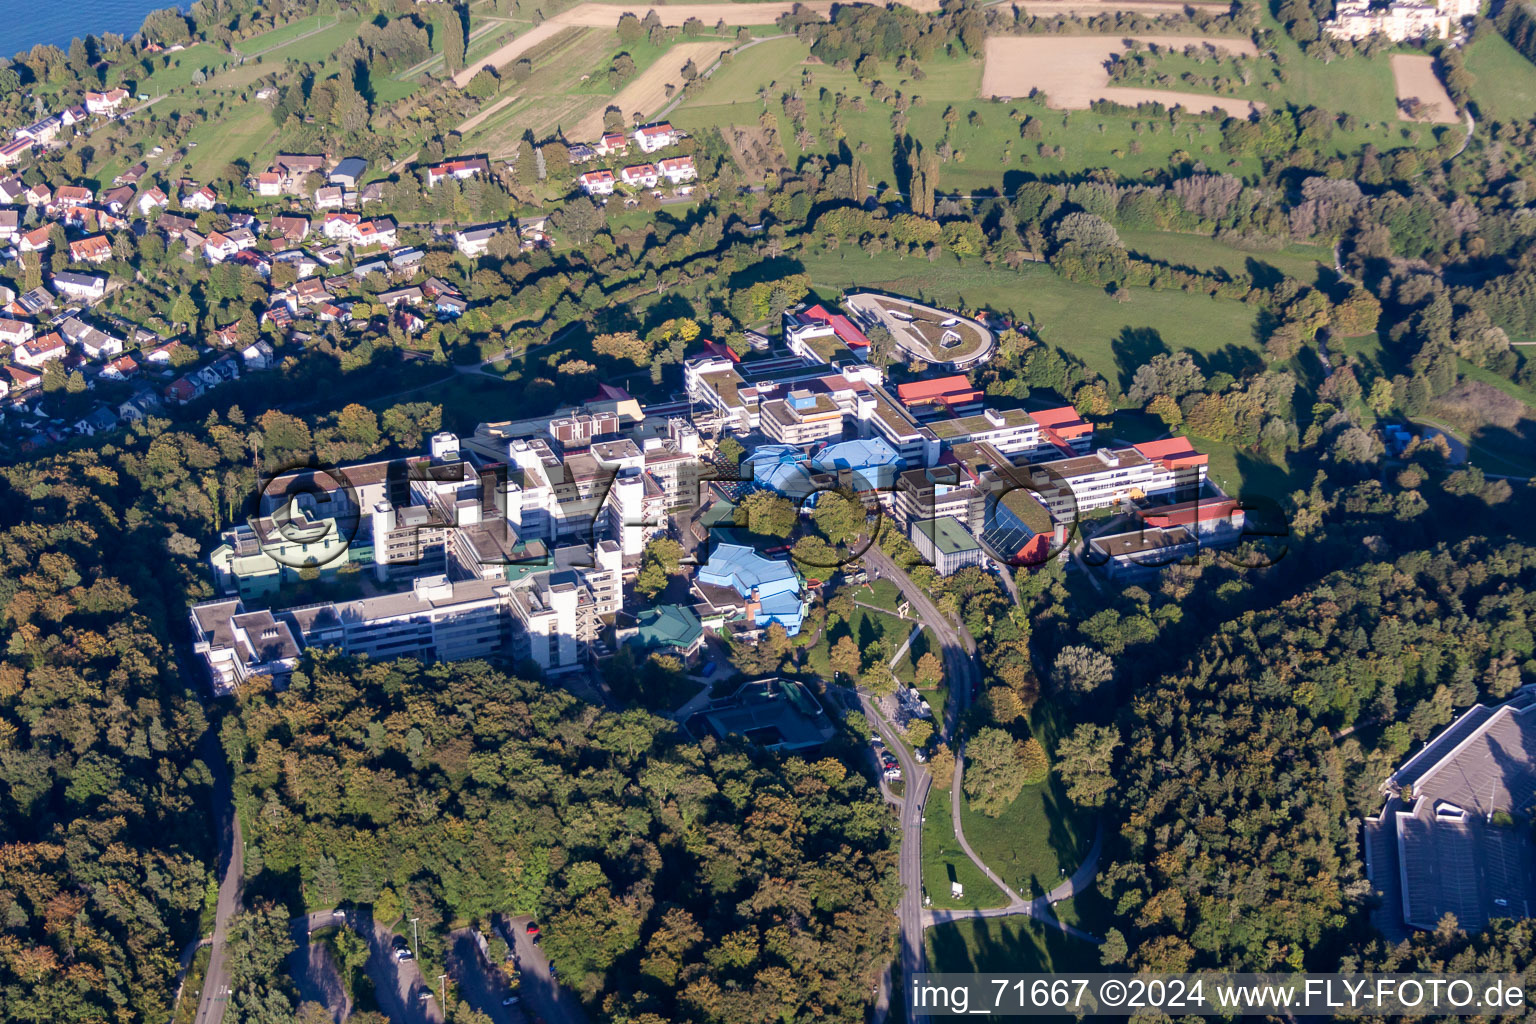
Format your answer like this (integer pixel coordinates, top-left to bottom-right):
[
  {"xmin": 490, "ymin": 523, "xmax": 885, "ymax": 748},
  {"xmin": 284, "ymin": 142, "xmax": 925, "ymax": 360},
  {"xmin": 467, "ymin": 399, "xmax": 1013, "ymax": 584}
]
[{"xmin": 224, "ymin": 654, "xmax": 898, "ymax": 1023}]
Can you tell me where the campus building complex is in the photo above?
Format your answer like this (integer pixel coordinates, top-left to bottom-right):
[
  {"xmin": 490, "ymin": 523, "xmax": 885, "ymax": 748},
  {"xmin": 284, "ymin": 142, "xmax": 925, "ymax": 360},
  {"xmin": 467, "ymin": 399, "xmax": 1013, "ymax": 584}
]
[{"xmin": 190, "ymin": 294, "xmax": 1241, "ymax": 692}]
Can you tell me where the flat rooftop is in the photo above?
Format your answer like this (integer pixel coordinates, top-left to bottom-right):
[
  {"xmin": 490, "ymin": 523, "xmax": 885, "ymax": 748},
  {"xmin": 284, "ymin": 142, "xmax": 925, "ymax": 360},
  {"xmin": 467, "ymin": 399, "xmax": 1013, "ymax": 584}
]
[
  {"xmin": 844, "ymin": 292, "xmax": 995, "ymax": 367},
  {"xmin": 914, "ymin": 515, "xmax": 981, "ymax": 555}
]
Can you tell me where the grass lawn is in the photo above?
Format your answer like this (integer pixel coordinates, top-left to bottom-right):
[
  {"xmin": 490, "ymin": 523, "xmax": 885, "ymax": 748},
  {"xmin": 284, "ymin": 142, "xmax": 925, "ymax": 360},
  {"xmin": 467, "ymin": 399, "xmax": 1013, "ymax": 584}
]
[
  {"xmin": 1117, "ymin": 228, "xmax": 1331, "ymax": 287},
  {"xmin": 926, "ymin": 915, "xmax": 1102, "ymax": 974},
  {"xmin": 921, "ymin": 786, "xmax": 1008, "ymax": 910},
  {"xmin": 793, "ymin": 250, "xmax": 1264, "ymax": 392},
  {"xmin": 179, "ymin": 103, "xmax": 283, "ymax": 182},
  {"xmin": 957, "ymin": 776, "xmax": 1094, "ymax": 900},
  {"xmin": 806, "ymin": 597, "xmax": 915, "ymax": 679},
  {"xmin": 1463, "ymin": 31, "xmax": 1536, "ymax": 124},
  {"xmin": 138, "ymin": 44, "xmax": 233, "ymax": 94},
  {"xmin": 257, "ymin": 18, "xmax": 373, "ymax": 65},
  {"xmin": 234, "ymin": 13, "xmax": 338, "ymax": 55}
]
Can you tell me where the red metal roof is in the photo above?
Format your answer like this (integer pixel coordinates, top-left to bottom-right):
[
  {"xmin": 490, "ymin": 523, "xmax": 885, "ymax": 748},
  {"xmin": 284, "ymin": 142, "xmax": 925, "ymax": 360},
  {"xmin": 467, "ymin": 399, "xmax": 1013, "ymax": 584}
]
[
  {"xmin": 801, "ymin": 304, "xmax": 870, "ymax": 348},
  {"xmin": 1132, "ymin": 436, "xmax": 1208, "ymax": 468},
  {"xmin": 1140, "ymin": 497, "xmax": 1238, "ymax": 529},
  {"xmin": 1029, "ymin": 405, "xmax": 1093, "ymax": 437},
  {"xmin": 896, "ymin": 374, "xmax": 978, "ymax": 403}
]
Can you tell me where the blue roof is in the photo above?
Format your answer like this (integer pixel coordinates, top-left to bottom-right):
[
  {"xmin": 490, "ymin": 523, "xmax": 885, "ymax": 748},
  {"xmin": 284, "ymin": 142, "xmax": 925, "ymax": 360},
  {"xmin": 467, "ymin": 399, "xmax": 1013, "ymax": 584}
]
[
  {"xmin": 743, "ymin": 438, "xmax": 904, "ymax": 501},
  {"xmin": 743, "ymin": 444, "xmax": 817, "ymax": 500},
  {"xmin": 697, "ymin": 542, "xmax": 806, "ymax": 635},
  {"xmin": 813, "ymin": 438, "xmax": 903, "ymax": 492}
]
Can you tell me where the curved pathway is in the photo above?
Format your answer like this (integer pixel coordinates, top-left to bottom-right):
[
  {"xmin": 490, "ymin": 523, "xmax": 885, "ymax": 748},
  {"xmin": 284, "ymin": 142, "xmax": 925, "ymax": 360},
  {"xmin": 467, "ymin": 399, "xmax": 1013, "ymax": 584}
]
[{"xmin": 857, "ymin": 545, "xmax": 1105, "ymax": 1024}]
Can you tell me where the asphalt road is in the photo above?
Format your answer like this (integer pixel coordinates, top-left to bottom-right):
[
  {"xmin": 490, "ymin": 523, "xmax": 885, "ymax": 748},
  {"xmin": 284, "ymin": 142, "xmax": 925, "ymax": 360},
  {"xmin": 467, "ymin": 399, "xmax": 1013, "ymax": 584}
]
[
  {"xmin": 191, "ymin": 733, "xmax": 243, "ymax": 1024},
  {"xmin": 860, "ymin": 545, "xmax": 980, "ymax": 1024},
  {"xmin": 358, "ymin": 909, "xmax": 444, "ymax": 1024},
  {"xmin": 287, "ymin": 912, "xmax": 352, "ymax": 1021},
  {"xmin": 498, "ymin": 914, "xmax": 589, "ymax": 1024},
  {"xmin": 446, "ymin": 929, "xmax": 522, "ymax": 1024}
]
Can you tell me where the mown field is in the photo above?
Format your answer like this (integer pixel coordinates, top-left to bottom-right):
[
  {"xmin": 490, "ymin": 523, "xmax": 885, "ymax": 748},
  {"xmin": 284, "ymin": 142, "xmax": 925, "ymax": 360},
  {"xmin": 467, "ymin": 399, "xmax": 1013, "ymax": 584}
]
[{"xmin": 1462, "ymin": 30, "xmax": 1536, "ymax": 123}]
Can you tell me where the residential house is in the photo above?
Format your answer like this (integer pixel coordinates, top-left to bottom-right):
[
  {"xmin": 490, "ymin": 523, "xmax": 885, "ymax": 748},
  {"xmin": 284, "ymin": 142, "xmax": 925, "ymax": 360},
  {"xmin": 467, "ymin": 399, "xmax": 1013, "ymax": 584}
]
[
  {"xmin": 100, "ymin": 354, "xmax": 139, "ymax": 380},
  {"xmin": 157, "ymin": 212, "xmax": 196, "ymax": 239},
  {"xmin": 314, "ymin": 185, "xmax": 344, "ymax": 210},
  {"xmin": 578, "ymin": 169, "xmax": 615, "ymax": 195},
  {"xmin": 269, "ymin": 214, "xmax": 310, "ymax": 244},
  {"xmin": 294, "ymin": 278, "xmax": 330, "ymax": 306},
  {"xmin": 14, "ymin": 332, "xmax": 66, "ymax": 366},
  {"xmin": 633, "ymin": 122, "xmax": 677, "ymax": 153},
  {"xmin": 378, "ymin": 286, "xmax": 423, "ymax": 308},
  {"xmin": 60, "ymin": 105, "xmax": 88, "ymax": 127},
  {"xmin": 182, "ymin": 185, "xmax": 217, "ymax": 211},
  {"xmin": 620, "ymin": 163, "xmax": 660, "ymax": 188},
  {"xmin": 85, "ymin": 88, "xmax": 129, "ymax": 115},
  {"xmin": 2, "ymin": 364, "xmax": 41, "ymax": 396},
  {"xmin": 213, "ymin": 322, "xmax": 243, "ymax": 348},
  {"xmin": 60, "ymin": 317, "xmax": 124, "ymax": 360},
  {"xmin": 453, "ymin": 223, "xmax": 502, "ymax": 257},
  {"xmin": 567, "ymin": 143, "xmax": 596, "ymax": 164},
  {"xmin": 255, "ymin": 170, "xmax": 282, "ymax": 196},
  {"xmin": 0, "ymin": 318, "xmax": 34, "ymax": 346},
  {"xmin": 0, "ymin": 208, "xmax": 17, "ymax": 241},
  {"xmin": 317, "ymin": 302, "xmax": 351, "ymax": 323},
  {"xmin": 8, "ymin": 287, "xmax": 53, "ymax": 317},
  {"xmin": 322, "ymin": 212, "xmax": 360, "ymax": 241},
  {"xmin": 142, "ymin": 339, "xmax": 183, "ymax": 364},
  {"xmin": 275, "ymin": 154, "xmax": 327, "ymax": 190},
  {"xmin": 0, "ymin": 139, "xmax": 30, "ymax": 167},
  {"xmin": 658, "ymin": 155, "xmax": 697, "ymax": 184},
  {"xmin": 241, "ymin": 340, "xmax": 275, "ymax": 370},
  {"xmin": 354, "ymin": 216, "xmax": 397, "ymax": 249},
  {"xmin": 19, "ymin": 116, "xmax": 62, "ymax": 144},
  {"xmin": 594, "ymin": 133, "xmax": 628, "ymax": 157},
  {"xmin": 0, "ymin": 177, "xmax": 25, "ymax": 203},
  {"xmin": 101, "ymin": 185, "xmax": 135, "ymax": 213},
  {"xmin": 24, "ymin": 182, "xmax": 51, "ymax": 206},
  {"xmin": 52, "ymin": 272, "xmax": 107, "ymax": 302},
  {"xmin": 425, "ymin": 157, "xmax": 490, "ymax": 186},
  {"xmin": 69, "ymin": 235, "xmax": 113, "ymax": 263},
  {"xmin": 203, "ymin": 231, "xmax": 241, "ymax": 263},
  {"xmin": 54, "ymin": 185, "xmax": 94, "ymax": 207},
  {"xmin": 116, "ymin": 390, "xmax": 161, "ymax": 421},
  {"xmin": 517, "ymin": 214, "xmax": 552, "ymax": 249},
  {"xmin": 388, "ymin": 248, "xmax": 424, "ymax": 275},
  {"xmin": 359, "ymin": 182, "xmax": 386, "ymax": 205},
  {"xmin": 164, "ymin": 375, "xmax": 205, "ymax": 405},
  {"xmin": 137, "ymin": 187, "xmax": 169, "ymax": 214},
  {"xmin": 329, "ymin": 157, "xmax": 368, "ymax": 188},
  {"xmin": 74, "ymin": 407, "xmax": 117, "ymax": 436},
  {"xmin": 114, "ymin": 163, "xmax": 147, "ymax": 187},
  {"xmin": 17, "ymin": 226, "xmax": 51, "ymax": 252}
]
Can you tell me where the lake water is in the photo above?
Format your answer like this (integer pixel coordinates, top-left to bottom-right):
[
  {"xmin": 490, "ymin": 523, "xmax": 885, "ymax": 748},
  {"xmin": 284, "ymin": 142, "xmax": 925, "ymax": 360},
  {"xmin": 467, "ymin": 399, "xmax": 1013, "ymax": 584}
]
[{"xmin": 2, "ymin": 0, "xmax": 187, "ymax": 56}]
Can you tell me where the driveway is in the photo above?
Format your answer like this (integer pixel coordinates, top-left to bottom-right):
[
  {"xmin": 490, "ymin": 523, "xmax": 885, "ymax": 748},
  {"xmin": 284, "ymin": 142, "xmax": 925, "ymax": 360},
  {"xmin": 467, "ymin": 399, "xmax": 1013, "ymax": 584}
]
[{"xmin": 496, "ymin": 914, "xmax": 588, "ymax": 1024}]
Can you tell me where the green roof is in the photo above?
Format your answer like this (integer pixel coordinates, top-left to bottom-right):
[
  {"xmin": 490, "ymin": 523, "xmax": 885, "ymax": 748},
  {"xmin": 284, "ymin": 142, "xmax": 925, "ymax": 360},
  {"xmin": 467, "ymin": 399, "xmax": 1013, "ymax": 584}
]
[
  {"xmin": 634, "ymin": 604, "xmax": 704, "ymax": 651},
  {"xmin": 913, "ymin": 515, "xmax": 981, "ymax": 555}
]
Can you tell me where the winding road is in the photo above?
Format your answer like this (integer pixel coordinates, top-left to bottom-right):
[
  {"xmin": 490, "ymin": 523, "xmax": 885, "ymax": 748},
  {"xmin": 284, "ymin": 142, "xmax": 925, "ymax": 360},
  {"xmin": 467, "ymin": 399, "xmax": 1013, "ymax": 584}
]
[{"xmin": 858, "ymin": 545, "xmax": 1103, "ymax": 1024}]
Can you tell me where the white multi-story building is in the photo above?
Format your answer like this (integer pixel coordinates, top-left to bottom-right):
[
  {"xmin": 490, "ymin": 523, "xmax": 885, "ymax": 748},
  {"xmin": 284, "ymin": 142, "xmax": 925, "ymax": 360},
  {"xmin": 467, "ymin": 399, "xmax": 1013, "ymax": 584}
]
[
  {"xmin": 1325, "ymin": 0, "xmax": 1477, "ymax": 40},
  {"xmin": 1028, "ymin": 438, "xmax": 1208, "ymax": 516}
]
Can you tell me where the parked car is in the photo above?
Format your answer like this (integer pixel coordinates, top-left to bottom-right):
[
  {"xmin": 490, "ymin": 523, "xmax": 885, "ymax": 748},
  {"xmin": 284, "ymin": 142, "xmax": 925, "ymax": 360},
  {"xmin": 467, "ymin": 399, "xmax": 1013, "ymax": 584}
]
[{"xmin": 525, "ymin": 921, "xmax": 540, "ymax": 937}]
